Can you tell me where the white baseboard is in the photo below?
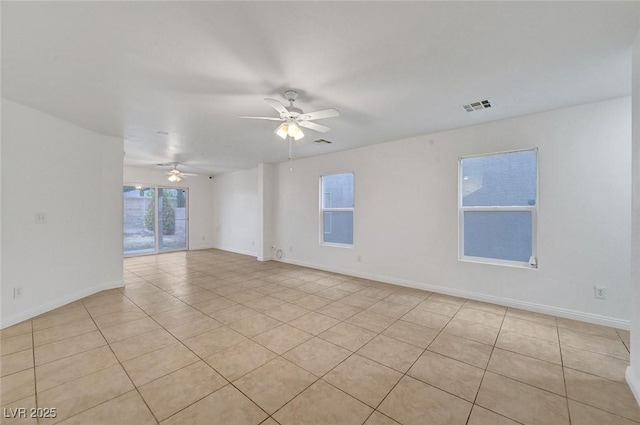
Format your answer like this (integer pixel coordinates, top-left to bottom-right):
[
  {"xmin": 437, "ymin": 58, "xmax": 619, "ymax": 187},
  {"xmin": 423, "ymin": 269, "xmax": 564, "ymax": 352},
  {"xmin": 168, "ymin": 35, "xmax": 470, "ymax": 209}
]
[
  {"xmin": 188, "ymin": 244, "xmax": 217, "ymax": 251},
  {"xmin": 210, "ymin": 245, "xmax": 257, "ymax": 258},
  {"xmin": 627, "ymin": 367, "xmax": 640, "ymax": 405},
  {"xmin": 278, "ymin": 257, "xmax": 630, "ymax": 330},
  {"xmin": 0, "ymin": 280, "xmax": 124, "ymax": 329}
]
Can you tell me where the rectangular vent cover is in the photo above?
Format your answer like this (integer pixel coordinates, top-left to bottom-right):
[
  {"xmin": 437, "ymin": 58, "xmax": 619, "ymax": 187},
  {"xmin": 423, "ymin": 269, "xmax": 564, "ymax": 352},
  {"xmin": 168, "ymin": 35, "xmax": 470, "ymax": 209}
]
[
  {"xmin": 463, "ymin": 100, "xmax": 491, "ymax": 112},
  {"xmin": 314, "ymin": 139, "xmax": 332, "ymax": 144}
]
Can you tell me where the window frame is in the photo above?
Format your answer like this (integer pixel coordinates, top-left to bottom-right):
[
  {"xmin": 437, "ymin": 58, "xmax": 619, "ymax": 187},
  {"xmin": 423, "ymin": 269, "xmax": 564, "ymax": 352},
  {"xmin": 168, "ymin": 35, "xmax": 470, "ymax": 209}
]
[
  {"xmin": 319, "ymin": 171, "xmax": 355, "ymax": 248},
  {"xmin": 458, "ymin": 148, "xmax": 538, "ymax": 269}
]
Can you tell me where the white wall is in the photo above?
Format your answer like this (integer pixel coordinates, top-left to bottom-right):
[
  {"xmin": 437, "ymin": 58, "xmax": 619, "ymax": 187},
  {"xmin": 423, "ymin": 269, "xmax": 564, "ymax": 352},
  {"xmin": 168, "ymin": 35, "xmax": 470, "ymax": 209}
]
[
  {"xmin": 274, "ymin": 97, "xmax": 632, "ymax": 327},
  {"xmin": 123, "ymin": 166, "xmax": 216, "ymax": 250},
  {"xmin": 626, "ymin": 30, "xmax": 640, "ymax": 403},
  {"xmin": 211, "ymin": 167, "xmax": 259, "ymax": 256},
  {"xmin": 1, "ymin": 99, "xmax": 124, "ymax": 328}
]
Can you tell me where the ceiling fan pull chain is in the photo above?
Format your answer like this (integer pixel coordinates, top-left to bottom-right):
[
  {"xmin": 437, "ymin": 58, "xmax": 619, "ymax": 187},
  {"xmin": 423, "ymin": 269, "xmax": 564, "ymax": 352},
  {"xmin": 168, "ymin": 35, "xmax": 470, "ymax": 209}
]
[{"xmin": 288, "ymin": 136, "xmax": 293, "ymax": 171}]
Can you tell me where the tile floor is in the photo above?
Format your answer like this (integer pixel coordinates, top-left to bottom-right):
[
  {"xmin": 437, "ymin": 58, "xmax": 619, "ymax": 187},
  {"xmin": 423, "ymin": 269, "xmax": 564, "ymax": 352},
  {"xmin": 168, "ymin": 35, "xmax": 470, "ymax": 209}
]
[{"xmin": 1, "ymin": 249, "xmax": 638, "ymax": 424}]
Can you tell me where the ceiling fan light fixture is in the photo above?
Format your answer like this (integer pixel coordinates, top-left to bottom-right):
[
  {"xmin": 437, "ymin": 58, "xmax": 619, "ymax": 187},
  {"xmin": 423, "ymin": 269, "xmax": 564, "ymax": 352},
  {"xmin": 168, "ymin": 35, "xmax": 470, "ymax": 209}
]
[
  {"xmin": 287, "ymin": 121, "xmax": 304, "ymax": 140},
  {"xmin": 275, "ymin": 122, "xmax": 288, "ymax": 139}
]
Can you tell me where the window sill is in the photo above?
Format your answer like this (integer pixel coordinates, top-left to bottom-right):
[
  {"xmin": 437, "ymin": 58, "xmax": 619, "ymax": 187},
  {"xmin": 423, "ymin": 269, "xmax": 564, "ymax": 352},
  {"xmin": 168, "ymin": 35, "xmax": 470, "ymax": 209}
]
[
  {"xmin": 458, "ymin": 256, "xmax": 537, "ymax": 270},
  {"xmin": 320, "ymin": 242, "xmax": 354, "ymax": 249}
]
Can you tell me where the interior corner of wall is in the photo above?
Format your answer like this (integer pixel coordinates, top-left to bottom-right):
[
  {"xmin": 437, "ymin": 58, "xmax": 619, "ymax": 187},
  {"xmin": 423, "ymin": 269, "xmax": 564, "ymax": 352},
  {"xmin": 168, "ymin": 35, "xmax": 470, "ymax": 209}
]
[{"xmin": 626, "ymin": 366, "xmax": 640, "ymax": 405}]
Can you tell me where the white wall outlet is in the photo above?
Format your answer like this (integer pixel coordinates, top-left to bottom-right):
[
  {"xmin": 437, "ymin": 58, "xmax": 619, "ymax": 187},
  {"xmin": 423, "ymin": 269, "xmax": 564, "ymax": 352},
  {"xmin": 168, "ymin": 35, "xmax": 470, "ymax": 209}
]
[
  {"xmin": 34, "ymin": 212, "xmax": 46, "ymax": 224},
  {"xmin": 594, "ymin": 286, "xmax": 607, "ymax": 300},
  {"xmin": 13, "ymin": 287, "xmax": 23, "ymax": 299}
]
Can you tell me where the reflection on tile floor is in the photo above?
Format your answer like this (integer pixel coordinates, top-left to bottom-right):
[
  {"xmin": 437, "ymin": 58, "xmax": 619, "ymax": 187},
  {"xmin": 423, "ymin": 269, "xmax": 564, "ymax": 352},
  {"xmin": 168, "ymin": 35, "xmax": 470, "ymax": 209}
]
[{"xmin": 0, "ymin": 249, "xmax": 637, "ymax": 424}]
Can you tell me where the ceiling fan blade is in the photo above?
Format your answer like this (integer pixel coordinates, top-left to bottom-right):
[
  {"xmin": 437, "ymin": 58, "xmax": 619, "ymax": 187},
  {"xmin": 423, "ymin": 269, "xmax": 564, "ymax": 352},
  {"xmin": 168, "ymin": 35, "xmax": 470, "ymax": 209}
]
[
  {"xmin": 298, "ymin": 120, "xmax": 331, "ymax": 133},
  {"xmin": 264, "ymin": 98, "xmax": 290, "ymax": 116},
  {"xmin": 181, "ymin": 173, "xmax": 198, "ymax": 176},
  {"xmin": 238, "ymin": 116, "xmax": 283, "ymax": 121},
  {"xmin": 299, "ymin": 108, "xmax": 340, "ymax": 121}
]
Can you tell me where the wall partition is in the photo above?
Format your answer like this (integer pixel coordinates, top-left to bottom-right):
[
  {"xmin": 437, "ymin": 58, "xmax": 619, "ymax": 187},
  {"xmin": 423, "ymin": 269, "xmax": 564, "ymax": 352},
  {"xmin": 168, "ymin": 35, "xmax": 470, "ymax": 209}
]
[{"xmin": 123, "ymin": 185, "xmax": 189, "ymax": 256}]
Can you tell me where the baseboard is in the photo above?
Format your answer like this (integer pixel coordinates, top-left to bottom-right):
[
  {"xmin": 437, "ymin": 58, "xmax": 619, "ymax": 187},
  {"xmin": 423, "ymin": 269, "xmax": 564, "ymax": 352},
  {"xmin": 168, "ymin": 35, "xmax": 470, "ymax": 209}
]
[
  {"xmin": 0, "ymin": 280, "xmax": 124, "ymax": 329},
  {"xmin": 278, "ymin": 257, "xmax": 630, "ymax": 330},
  {"xmin": 210, "ymin": 245, "xmax": 257, "ymax": 258},
  {"xmin": 188, "ymin": 244, "xmax": 217, "ymax": 251},
  {"xmin": 627, "ymin": 367, "xmax": 640, "ymax": 405}
]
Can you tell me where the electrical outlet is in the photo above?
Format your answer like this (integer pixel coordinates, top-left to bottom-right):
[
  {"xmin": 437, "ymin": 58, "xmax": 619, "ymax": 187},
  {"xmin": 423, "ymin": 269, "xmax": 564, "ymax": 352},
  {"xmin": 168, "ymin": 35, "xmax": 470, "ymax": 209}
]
[
  {"xmin": 13, "ymin": 287, "xmax": 22, "ymax": 299},
  {"xmin": 34, "ymin": 212, "xmax": 46, "ymax": 224},
  {"xmin": 594, "ymin": 286, "xmax": 607, "ymax": 300}
]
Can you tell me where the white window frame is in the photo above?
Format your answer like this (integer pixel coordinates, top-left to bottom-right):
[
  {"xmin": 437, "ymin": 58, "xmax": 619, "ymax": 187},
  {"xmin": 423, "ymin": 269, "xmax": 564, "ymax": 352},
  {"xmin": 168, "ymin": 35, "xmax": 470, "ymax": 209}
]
[
  {"xmin": 319, "ymin": 172, "xmax": 355, "ymax": 248},
  {"xmin": 458, "ymin": 148, "xmax": 538, "ymax": 269}
]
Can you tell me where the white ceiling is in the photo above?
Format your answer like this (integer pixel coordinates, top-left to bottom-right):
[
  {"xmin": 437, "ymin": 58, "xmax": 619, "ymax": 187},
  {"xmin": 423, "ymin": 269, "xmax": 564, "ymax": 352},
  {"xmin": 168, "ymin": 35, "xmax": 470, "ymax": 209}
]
[{"xmin": 3, "ymin": 2, "xmax": 640, "ymax": 175}]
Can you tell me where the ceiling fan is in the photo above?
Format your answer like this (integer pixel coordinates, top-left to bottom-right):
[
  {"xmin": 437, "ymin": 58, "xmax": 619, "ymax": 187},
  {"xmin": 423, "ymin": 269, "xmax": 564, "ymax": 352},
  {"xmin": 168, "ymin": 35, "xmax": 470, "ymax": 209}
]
[
  {"xmin": 239, "ymin": 90, "xmax": 339, "ymax": 141},
  {"xmin": 157, "ymin": 162, "xmax": 198, "ymax": 182}
]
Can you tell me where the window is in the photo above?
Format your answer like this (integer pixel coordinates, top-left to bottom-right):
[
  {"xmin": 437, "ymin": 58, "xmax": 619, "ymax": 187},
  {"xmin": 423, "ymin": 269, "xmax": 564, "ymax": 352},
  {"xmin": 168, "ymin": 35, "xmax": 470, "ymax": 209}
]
[
  {"xmin": 320, "ymin": 172, "xmax": 354, "ymax": 246},
  {"xmin": 459, "ymin": 149, "xmax": 537, "ymax": 268}
]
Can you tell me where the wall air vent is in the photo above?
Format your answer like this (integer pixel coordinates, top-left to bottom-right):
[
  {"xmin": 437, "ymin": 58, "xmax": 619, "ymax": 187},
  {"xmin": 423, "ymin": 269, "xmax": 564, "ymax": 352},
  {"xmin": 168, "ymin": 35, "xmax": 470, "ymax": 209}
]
[
  {"xmin": 462, "ymin": 100, "xmax": 491, "ymax": 112},
  {"xmin": 314, "ymin": 139, "xmax": 332, "ymax": 144}
]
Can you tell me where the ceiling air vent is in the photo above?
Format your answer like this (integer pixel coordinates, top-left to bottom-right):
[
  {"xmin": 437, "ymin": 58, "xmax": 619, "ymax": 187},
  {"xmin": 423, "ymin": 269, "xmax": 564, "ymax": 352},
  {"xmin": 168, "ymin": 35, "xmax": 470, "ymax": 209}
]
[
  {"xmin": 462, "ymin": 100, "xmax": 491, "ymax": 112},
  {"xmin": 314, "ymin": 139, "xmax": 332, "ymax": 144}
]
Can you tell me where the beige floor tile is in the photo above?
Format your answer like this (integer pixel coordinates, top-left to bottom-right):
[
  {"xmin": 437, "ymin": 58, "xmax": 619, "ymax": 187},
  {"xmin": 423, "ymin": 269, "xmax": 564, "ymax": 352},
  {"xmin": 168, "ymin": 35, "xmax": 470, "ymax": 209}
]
[
  {"xmin": 56, "ymin": 390, "xmax": 156, "ymax": 425},
  {"xmin": 34, "ymin": 330, "xmax": 106, "ymax": 366},
  {"xmin": 562, "ymin": 345, "xmax": 628, "ymax": 382},
  {"xmin": 324, "ymin": 354, "xmax": 402, "ymax": 407},
  {"xmin": 294, "ymin": 294, "xmax": 333, "ymax": 310},
  {"xmin": 33, "ymin": 319, "xmax": 97, "ymax": 347},
  {"xmin": 152, "ymin": 305, "xmax": 208, "ymax": 326},
  {"xmin": 316, "ymin": 287, "xmax": 352, "ymax": 301},
  {"xmin": 226, "ymin": 290, "xmax": 264, "ymax": 303},
  {"xmin": 358, "ymin": 335, "xmax": 423, "ymax": 373},
  {"xmin": 464, "ymin": 300, "xmax": 507, "ymax": 315},
  {"xmin": 1, "ymin": 333, "xmax": 33, "ymax": 357},
  {"xmin": 618, "ymin": 328, "xmax": 631, "ymax": 344},
  {"xmin": 367, "ymin": 301, "xmax": 413, "ymax": 319},
  {"xmin": 100, "ymin": 317, "xmax": 162, "ymax": 344},
  {"xmin": 557, "ymin": 317, "xmax": 620, "ymax": 340},
  {"xmin": 85, "ymin": 297, "xmax": 141, "ymax": 317},
  {"xmin": 274, "ymin": 379, "xmax": 372, "ymax": 425},
  {"xmin": 252, "ymin": 324, "xmax": 313, "ymax": 355},
  {"xmin": 427, "ymin": 332, "xmax": 493, "ymax": 368},
  {"xmin": 454, "ymin": 307, "xmax": 504, "ymax": 328},
  {"xmin": 183, "ymin": 326, "xmax": 247, "ymax": 357},
  {"xmin": 36, "ymin": 345, "xmax": 118, "ymax": 392},
  {"xmin": 408, "ymin": 350, "xmax": 483, "ymax": 402},
  {"xmin": 92, "ymin": 310, "xmax": 149, "ymax": 329},
  {"xmin": 205, "ymin": 339, "xmax": 277, "ymax": 381},
  {"xmin": 164, "ymin": 314, "xmax": 223, "ymax": 340},
  {"xmin": 264, "ymin": 303, "xmax": 310, "ymax": 322},
  {"xmin": 564, "ymin": 367, "xmax": 640, "ymax": 422},
  {"xmin": 289, "ymin": 312, "xmax": 340, "ymax": 335},
  {"xmin": 283, "ymin": 337, "xmax": 351, "ymax": 376},
  {"xmin": 122, "ymin": 342, "xmax": 199, "ymax": 386},
  {"xmin": 501, "ymin": 316, "xmax": 558, "ymax": 343},
  {"xmin": 559, "ymin": 328, "xmax": 629, "ymax": 360},
  {"xmin": 364, "ymin": 411, "xmax": 401, "ymax": 425},
  {"xmin": 443, "ymin": 318, "xmax": 499, "ymax": 346},
  {"xmin": 138, "ymin": 298, "xmax": 187, "ymax": 315},
  {"xmin": 319, "ymin": 322, "xmax": 377, "ymax": 352},
  {"xmin": 0, "ymin": 368, "xmax": 34, "ymax": 405},
  {"xmin": 378, "ymin": 375, "xmax": 471, "ymax": 425},
  {"xmin": 210, "ymin": 304, "xmax": 260, "ymax": 325},
  {"xmin": 242, "ymin": 296, "xmax": 286, "ymax": 312},
  {"xmin": 475, "ymin": 372, "xmax": 569, "ymax": 425},
  {"xmin": 161, "ymin": 384, "xmax": 267, "ymax": 425},
  {"xmin": 467, "ymin": 405, "xmax": 520, "ymax": 425},
  {"xmin": 191, "ymin": 296, "xmax": 237, "ymax": 315},
  {"xmin": 234, "ymin": 357, "xmax": 316, "ymax": 414},
  {"xmin": 341, "ymin": 293, "xmax": 380, "ymax": 309},
  {"xmin": 0, "ymin": 395, "xmax": 37, "ymax": 425},
  {"xmin": 32, "ymin": 309, "xmax": 91, "ymax": 331},
  {"xmin": 506, "ymin": 308, "xmax": 557, "ymax": 327},
  {"xmin": 382, "ymin": 320, "xmax": 438, "ymax": 349},
  {"xmin": 346, "ymin": 310, "xmax": 396, "ymax": 333},
  {"xmin": 415, "ymin": 300, "xmax": 460, "ymax": 317},
  {"xmin": 297, "ymin": 282, "xmax": 327, "ymax": 294},
  {"xmin": 487, "ymin": 348, "xmax": 565, "ymax": 396},
  {"xmin": 272, "ymin": 288, "xmax": 309, "ymax": 302},
  {"xmin": 316, "ymin": 302, "xmax": 362, "ymax": 321},
  {"xmin": 428, "ymin": 293, "xmax": 467, "ymax": 306},
  {"xmin": 496, "ymin": 330, "xmax": 561, "ymax": 364},
  {"xmin": 109, "ymin": 328, "xmax": 178, "ymax": 362},
  {"xmin": 568, "ymin": 399, "xmax": 639, "ymax": 425},
  {"xmin": 1, "ymin": 349, "xmax": 34, "ymax": 377},
  {"xmin": 0, "ymin": 321, "xmax": 32, "ymax": 340},
  {"xmin": 333, "ymin": 281, "xmax": 371, "ymax": 293},
  {"xmin": 37, "ymin": 364, "xmax": 134, "ymax": 425},
  {"xmin": 401, "ymin": 309, "xmax": 450, "ymax": 330},
  {"xmin": 384, "ymin": 293, "xmax": 424, "ymax": 307},
  {"xmin": 139, "ymin": 361, "xmax": 227, "ymax": 421},
  {"xmin": 229, "ymin": 313, "xmax": 283, "ymax": 337}
]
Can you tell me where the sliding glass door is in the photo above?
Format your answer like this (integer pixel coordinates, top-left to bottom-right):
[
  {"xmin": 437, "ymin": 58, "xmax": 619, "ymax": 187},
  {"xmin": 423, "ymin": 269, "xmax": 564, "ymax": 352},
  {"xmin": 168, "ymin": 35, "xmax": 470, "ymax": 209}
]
[{"xmin": 123, "ymin": 186, "xmax": 188, "ymax": 256}]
